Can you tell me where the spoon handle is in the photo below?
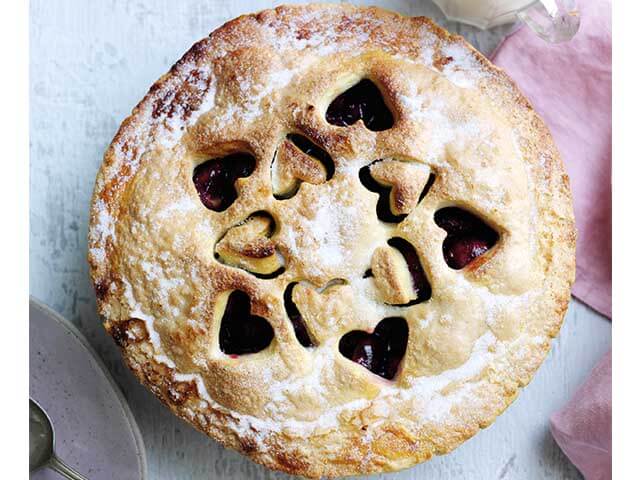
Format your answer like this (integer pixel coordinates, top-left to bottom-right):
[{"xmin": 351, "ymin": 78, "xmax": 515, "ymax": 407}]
[{"xmin": 49, "ymin": 455, "xmax": 88, "ymax": 480}]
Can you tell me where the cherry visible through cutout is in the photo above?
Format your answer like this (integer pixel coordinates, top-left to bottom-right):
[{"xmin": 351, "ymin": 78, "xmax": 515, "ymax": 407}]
[
  {"xmin": 360, "ymin": 162, "xmax": 436, "ymax": 223},
  {"xmin": 434, "ymin": 207, "xmax": 498, "ymax": 270},
  {"xmin": 283, "ymin": 283, "xmax": 314, "ymax": 348},
  {"xmin": 325, "ymin": 79, "xmax": 394, "ymax": 131},
  {"xmin": 193, "ymin": 153, "xmax": 255, "ymax": 212},
  {"xmin": 339, "ymin": 317, "xmax": 408, "ymax": 380},
  {"xmin": 219, "ymin": 290, "xmax": 274, "ymax": 355}
]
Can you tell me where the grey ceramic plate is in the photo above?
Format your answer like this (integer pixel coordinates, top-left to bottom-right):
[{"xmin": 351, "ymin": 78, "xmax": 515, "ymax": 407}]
[{"xmin": 29, "ymin": 298, "xmax": 147, "ymax": 479}]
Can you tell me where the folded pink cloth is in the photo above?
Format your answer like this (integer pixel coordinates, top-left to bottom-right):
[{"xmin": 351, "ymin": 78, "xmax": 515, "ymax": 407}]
[
  {"xmin": 492, "ymin": 0, "xmax": 612, "ymax": 319},
  {"xmin": 550, "ymin": 351, "xmax": 612, "ymax": 480},
  {"xmin": 491, "ymin": 2, "xmax": 611, "ymax": 479}
]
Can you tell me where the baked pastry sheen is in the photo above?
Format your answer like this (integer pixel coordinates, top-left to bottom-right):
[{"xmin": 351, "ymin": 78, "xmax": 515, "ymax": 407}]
[{"xmin": 88, "ymin": 4, "xmax": 576, "ymax": 477}]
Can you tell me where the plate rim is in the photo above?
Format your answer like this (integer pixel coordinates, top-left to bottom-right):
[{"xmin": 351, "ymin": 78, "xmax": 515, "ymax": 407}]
[{"xmin": 30, "ymin": 295, "xmax": 148, "ymax": 480}]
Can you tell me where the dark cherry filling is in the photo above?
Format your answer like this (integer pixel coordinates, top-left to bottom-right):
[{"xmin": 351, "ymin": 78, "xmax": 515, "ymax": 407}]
[
  {"xmin": 359, "ymin": 162, "xmax": 436, "ymax": 223},
  {"xmin": 283, "ymin": 283, "xmax": 314, "ymax": 348},
  {"xmin": 219, "ymin": 291, "xmax": 274, "ymax": 355},
  {"xmin": 192, "ymin": 153, "xmax": 255, "ymax": 211},
  {"xmin": 434, "ymin": 207, "xmax": 498, "ymax": 270},
  {"xmin": 325, "ymin": 79, "xmax": 394, "ymax": 131},
  {"xmin": 339, "ymin": 317, "xmax": 408, "ymax": 380},
  {"xmin": 387, "ymin": 237, "xmax": 432, "ymax": 305}
]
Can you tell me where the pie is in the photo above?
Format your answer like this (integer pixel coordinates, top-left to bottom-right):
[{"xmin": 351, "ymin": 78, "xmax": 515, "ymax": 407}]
[{"xmin": 88, "ymin": 4, "xmax": 576, "ymax": 477}]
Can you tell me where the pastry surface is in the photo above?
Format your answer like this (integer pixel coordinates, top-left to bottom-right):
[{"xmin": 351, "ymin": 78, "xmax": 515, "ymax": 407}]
[{"xmin": 88, "ymin": 4, "xmax": 576, "ymax": 477}]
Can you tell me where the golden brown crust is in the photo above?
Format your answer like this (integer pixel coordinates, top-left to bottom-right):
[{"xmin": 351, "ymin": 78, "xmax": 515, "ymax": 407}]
[
  {"xmin": 371, "ymin": 245, "xmax": 416, "ymax": 305},
  {"xmin": 88, "ymin": 4, "xmax": 576, "ymax": 478},
  {"xmin": 272, "ymin": 138, "xmax": 328, "ymax": 197},
  {"xmin": 369, "ymin": 159, "xmax": 431, "ymax": 216},
  {"xmin": 215, "ymin": 214, "xmax": 283, "ymax": 275}
]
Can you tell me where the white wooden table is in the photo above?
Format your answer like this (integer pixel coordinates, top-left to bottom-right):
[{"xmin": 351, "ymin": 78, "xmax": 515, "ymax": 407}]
[{"xmin": 30, "ymin": 1, "xmax": 611, "ymax": 478}]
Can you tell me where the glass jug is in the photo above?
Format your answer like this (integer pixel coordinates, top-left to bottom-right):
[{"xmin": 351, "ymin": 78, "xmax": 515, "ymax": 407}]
[{"xmin": 432, "ymin": 0, "xmax": 580, "ymax": 42}]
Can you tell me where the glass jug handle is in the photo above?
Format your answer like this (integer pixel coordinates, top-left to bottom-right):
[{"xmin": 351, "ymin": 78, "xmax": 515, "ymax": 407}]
[{"xmin": 518, "ymin": 0, "xmax": 580, "ymax": 43}]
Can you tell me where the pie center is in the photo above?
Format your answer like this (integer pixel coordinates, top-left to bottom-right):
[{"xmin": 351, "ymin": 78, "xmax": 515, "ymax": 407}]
[{"xmin": 279, "ymin": 181, "xmax": 385, "ymax": 280}]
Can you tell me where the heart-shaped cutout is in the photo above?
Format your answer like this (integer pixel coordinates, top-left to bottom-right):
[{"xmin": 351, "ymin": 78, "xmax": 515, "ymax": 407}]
[
  {"xmin": 360, "ymin": 159, "xmax": 435, "ymax": 222},
  {"xmin": 325, "ymin": 79, "xmax": 394, "ymax": 131},
  {"xmin": 214, "ymin": 212, "xmax": 284, "ymax": 278},
  {"xmin": 219, "ymin": 290, "xmax": 274, "ymax": 355},
  {"xmin": 386, "ymin": 237, "xmax": 431, "ymax": 304},
  {"xmin": 283, "ymin": 279, "xmax": 348, "ymax": 348},
  {"xmin": 193, "ymin": 152, "xmax": 255, "ymax": 211},
  {"xmin": 371, "ymin": 245, "xmax": 416, "ymax": 305},
  {"xmin": 271, "ymin": 134, "xmax": 334, "ymax": 199},
  {"xmin": 283, "ymin": 282, "xmax": 314, "ymax": 347},
  {"xmin": 434, "ymin": 207, "xmax": 498, "ymax": 270},
  {"xmin": 339, "ymin": 317, "xmax": 408, "ymax": 380},
  {"xmin": 371, "ymin": 237, "xmax": 432, "ymax": 306}
]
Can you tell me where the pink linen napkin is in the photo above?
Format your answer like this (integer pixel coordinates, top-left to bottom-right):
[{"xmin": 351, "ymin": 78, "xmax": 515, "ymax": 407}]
[
  {"xmin": 550, "ymin": 351, "xmax": 612, "ymax": 480},
  {"xmin": 492, "ymin": 0, "xmax": 612, "ymax": 318},
  {"xmin": 491, "ymin": 2, "xmax": 612, "ymax": 479}
]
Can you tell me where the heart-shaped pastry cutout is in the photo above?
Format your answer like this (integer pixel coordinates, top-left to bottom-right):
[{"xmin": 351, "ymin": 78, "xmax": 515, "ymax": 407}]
[
  {"xmin": 272, "ymin": 134, "xmax": 333, "ymax": 199},
  {"xmin": 215, "ymin": 212, "xmax": 284, "ymax": 277},
  {"xmin": 369, "ymin": 160, "xmax": 432, "ymax": 215},
  {"xmin": 284, "ymin": 283, "xmax": 315, "ymax": 347},
  {"xmin": 192, "ymin": 153, "xmax": 255, "ymax": 212},
  {"xmin": 434, "ymin": 207, "xmax": 498, "ymax": 269},
  {"xmin": 371, "ymin": 245, "xmax": 416, "ymax": 305},
  {"xmin": 284, "ymin": 279, "xmax": 348, "ymax": 347},
  {"xmin": 219, "ymin": 291, "xmax": 274, "ymax": 355},
  {"xmin": 325, "ymin": 79, "xmax": 394, "ymax": 131},
  {"xmin": 360, "ymin": 160, "xmax": 435, "ymax": 222},
  {"xmin": 339, "ymin": 317, "xmax": 408, "ymax": 380},
  {"xmin": 371, "ymin": 237, "xmax": 431, "ymax": 306}
]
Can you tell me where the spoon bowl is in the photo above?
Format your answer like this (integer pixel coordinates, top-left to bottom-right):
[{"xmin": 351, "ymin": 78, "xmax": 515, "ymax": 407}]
[
  {"xmin": 29, "ymin": 398, "xmax": 54, "ymax": 472},
  {"xmin": 29, "ymin": 398, "xmax": 88, "ymax": 480}
]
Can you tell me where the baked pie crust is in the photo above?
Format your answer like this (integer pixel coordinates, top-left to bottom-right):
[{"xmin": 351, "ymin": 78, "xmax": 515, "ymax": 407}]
[{"xmin": 88, "ymin": 4, "xmax": 576, "ymax": 477}]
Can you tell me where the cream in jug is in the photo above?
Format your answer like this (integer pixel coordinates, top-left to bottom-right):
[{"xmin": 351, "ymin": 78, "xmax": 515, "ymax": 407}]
[{"xmin": 432, "ymin": 0, "xmax": 580, "ymax": 42}]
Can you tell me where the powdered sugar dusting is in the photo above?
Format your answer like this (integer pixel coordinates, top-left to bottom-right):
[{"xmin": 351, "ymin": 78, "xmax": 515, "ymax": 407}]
[
  {"xmin": 440, "ymin": 42, "xmax": 487, "ymax": 89},
  {"xmin": 268, "ymin": 345, "xmax": 334, "ymax": 403},
  {"xmin": 90, "ymin": 60, "xmax": 217, "ymax": 268},
  {"xmin": 138, "ymin": 258, "xmax": 186, "ymax": 317},
  {"xmin": 454, "ymin": 275, "xmax": 540, "ymax": 330},
  {"xmin": 174, "ymin": 373, "xmax": 214, "ymax": 403},
  {"xmin": 220, "ymin": 327, "xmax": 518, "ymax": 440},
  {"xmin": 399, "ymin": 90, "xmax": 484, "ymax": 159},
  {"xmin": 307, "ymin": 200, "xmax": 356, "ymax": 269},
  {"xmin": 217, "ymin": 67, "xmax": 296, "ymax": 126},
  {"xmin": 521, "ymin": 142, "xmax": 541, "ymax": 256},
  {"xmin": 156, "ymin": 61, "xmax": 217, "ymax": 148},
  {"xmin": 231, "ymin": 332, "xmax": 507, "ymax": 437},
  {"xmin": 122, "ymin": 279, "xmax": 162, "ymax": 352},
  {"xmin": 478, "ymin": 288, "xmax": 539, "ymax": 329},
  {"xmin": 404, "ymin": 331, "xmax": 502, "ymax": 422},
  {"xmin": 280, "ymin": 182, "xmax": 368, "ymax": 278},
  {"xmin": 89, "ymin": 199, "xmax": 115, "ymax": 265},
  {"xmin": 262, "ymin": 9, "xmax": 376, "ymax": 57},
  {"xmin": 350, "ymin": 275, "xmax": 402, "ymax": 320},
  {"xmin": 156, "ymin": 194, "xmax": 198, "ymax": 219},
  {"xmin": 229, "ymin": 397, "xmax": 371, "ymax": 441}
]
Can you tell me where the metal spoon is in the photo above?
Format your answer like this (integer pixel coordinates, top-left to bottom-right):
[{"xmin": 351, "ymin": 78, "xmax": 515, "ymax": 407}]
[{"xmin": 29, "ymin": 398, "xmax": 88, "ymax": 480}]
